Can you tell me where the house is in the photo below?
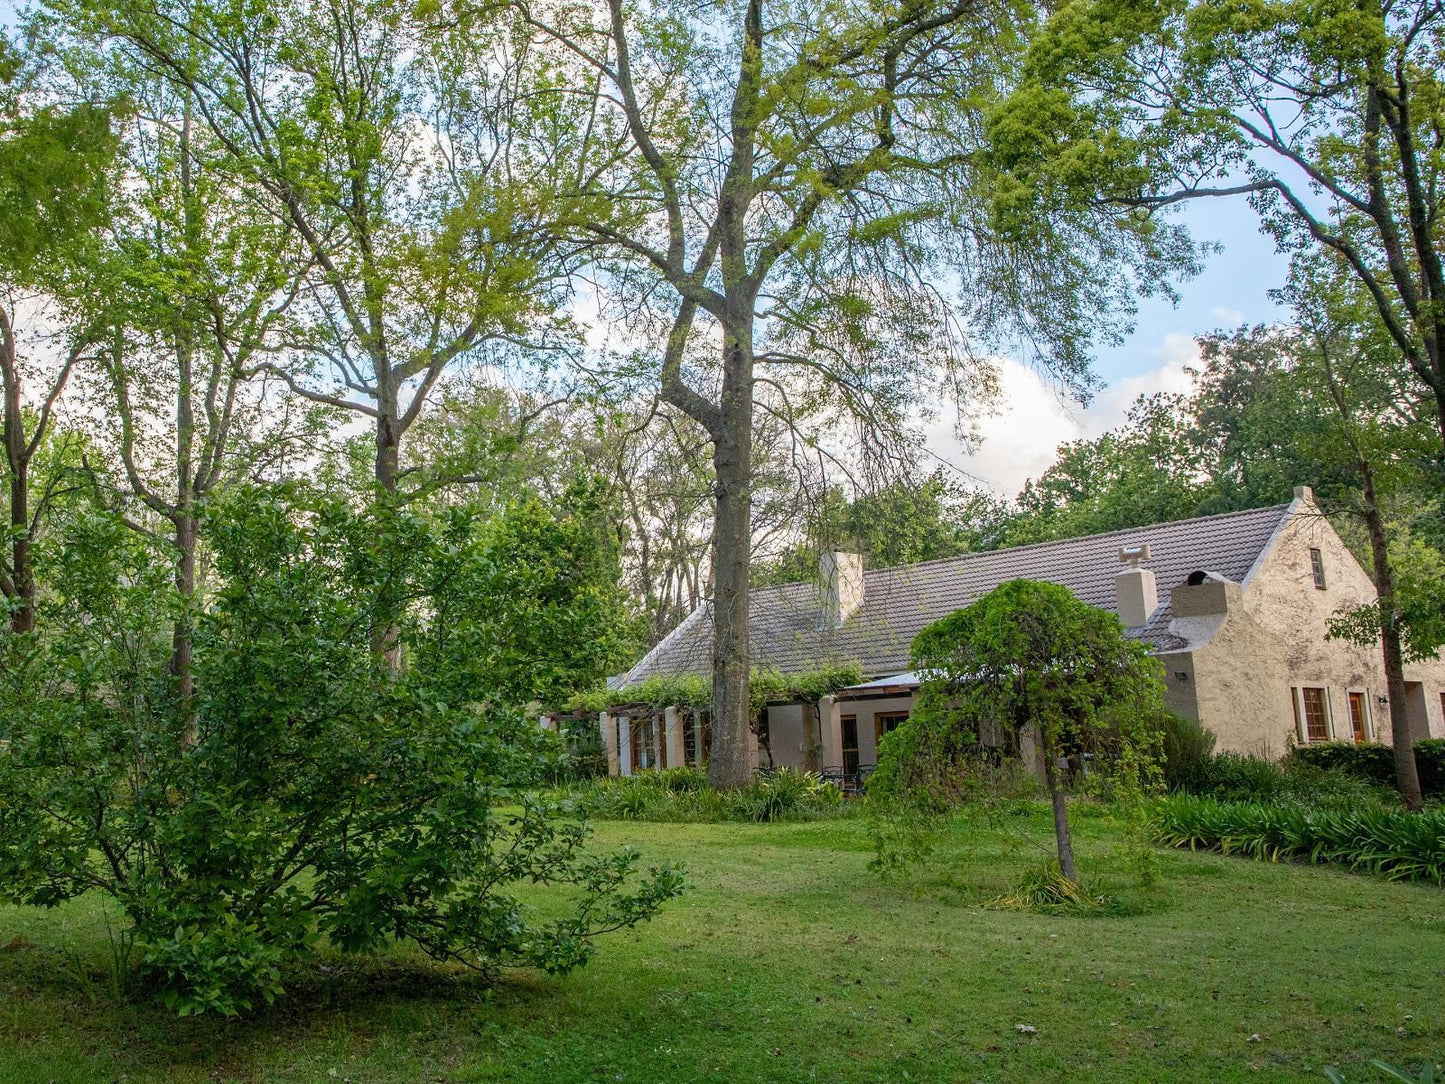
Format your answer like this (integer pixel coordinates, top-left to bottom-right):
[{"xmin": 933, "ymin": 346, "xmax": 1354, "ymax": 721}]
[{"xmin": 586, "ymin": 486, "xmax": 1445, "ymax": 776}]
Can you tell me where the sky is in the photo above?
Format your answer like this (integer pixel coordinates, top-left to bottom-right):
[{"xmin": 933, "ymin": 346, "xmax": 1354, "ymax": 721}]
[{"xmin": 931, "ymin": 196, "xmax": 1290, "ymax": 495}]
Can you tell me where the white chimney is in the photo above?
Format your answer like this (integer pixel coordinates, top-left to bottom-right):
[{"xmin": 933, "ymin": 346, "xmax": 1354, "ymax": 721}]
[
  {"xmin": 819, "ymin": 551, "xmax": 865, "ymax": 629},
  {"xmin": 1116, "ymin": 544, "xmax": 1158, "ymax": 628}
]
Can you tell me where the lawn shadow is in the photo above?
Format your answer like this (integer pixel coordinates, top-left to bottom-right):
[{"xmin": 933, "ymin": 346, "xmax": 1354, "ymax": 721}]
[{"xmin": 0, "ymin": 928, "xmax": 571, "ymax": 1077}]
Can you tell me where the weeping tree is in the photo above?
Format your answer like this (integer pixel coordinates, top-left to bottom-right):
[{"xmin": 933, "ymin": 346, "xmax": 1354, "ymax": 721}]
[
  {"xmin": 517, "ymin": 0, "xmax": 1177, "ymax": 786},
  {"xmin": 890, "ymin": 579, "xmax": 1165, "ymax": 882}
]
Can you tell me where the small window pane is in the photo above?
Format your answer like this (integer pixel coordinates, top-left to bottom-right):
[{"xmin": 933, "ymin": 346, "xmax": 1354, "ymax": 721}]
[
  {"xmin": 1302, "ymin": 687, "xmax": 1329, "ymax": 741},
  {"xmin": 1310, "ymin": 548, "xmax": 1327, "ymax": 590}
]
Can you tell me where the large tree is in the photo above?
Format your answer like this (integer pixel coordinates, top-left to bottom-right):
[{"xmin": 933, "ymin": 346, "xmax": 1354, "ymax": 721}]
[
  {"xmin": 520, "ymin": 0, "xmax": 1161, "ymax": 785},
  {"xmin": 68, "ymin": 0, "xmax": 581, "ymax": 498},
  {"xmin": 987, "ymin": 0, "xmax": 1445, "ymax": 454},
  {"xmin": 0, "ymin": 39, "xmax": 117, "ymax": 632}
]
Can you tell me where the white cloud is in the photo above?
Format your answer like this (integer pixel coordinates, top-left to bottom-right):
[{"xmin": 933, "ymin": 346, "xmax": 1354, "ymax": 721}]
[
  {"xmin": 924, "ymin": 334, "xmax": 1201, "ymax": 496},
  {"xmin": 1210, "ymin": 305, "xmax": 1246, "ymax": 327}
]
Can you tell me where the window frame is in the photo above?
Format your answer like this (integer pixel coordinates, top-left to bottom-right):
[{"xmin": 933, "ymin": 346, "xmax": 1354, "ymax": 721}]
[
  {"xmin": 840, "ymin": 714, "xmax": 859, "ymax": 775},
  {"xmin": 1297, "ymin": 686, "xmax": 1330, "ymax": 742},
  {"xmin": 1309, "ymin": 547, "xmax": 1327, "ymax": 590},
  {"xmin": 873, "ymin": 710, "xmax": 910, "ymax": 748},
  {"xmin": 1346, "ymin": 690, "xmax": 1370, "ymax": 744}
]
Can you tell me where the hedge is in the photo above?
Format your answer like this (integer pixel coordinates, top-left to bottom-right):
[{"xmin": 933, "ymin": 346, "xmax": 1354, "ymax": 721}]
[{"xmin": 1288, "ymin": 739, "xmax": 1445, "ymax": 797}]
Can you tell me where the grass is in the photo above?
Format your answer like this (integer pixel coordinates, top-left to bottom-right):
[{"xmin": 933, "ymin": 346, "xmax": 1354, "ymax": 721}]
[{"xmin": 1, "ymin": 805, "xmax": 1442, "ymax": 1083}]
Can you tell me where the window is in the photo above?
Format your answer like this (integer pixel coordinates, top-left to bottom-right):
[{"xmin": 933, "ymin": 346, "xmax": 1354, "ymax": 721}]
[
  {"xmin": 841, "ymin": 715, "xmax": 859, "ymax": 774},
  {"xmin": 1309, "ymin": 547, "xmax": 1327, "ymax": 590},
  {"xmin": 1348, "ymin": 692, "xmax": 1368, "ymax": 744},
  {"xmin": 874, "ymin": 711, "xmax": 910, "ymax": 749},
  {"xmin": 1296, "ymin": 687, "xmax": 1329, "ymax": 742}
]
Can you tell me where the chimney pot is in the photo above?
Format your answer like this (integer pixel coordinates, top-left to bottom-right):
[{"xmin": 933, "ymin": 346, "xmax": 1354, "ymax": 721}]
[{"xmin": 1115, "ymin": 544, "xmax": 1158, "ymax": 628}]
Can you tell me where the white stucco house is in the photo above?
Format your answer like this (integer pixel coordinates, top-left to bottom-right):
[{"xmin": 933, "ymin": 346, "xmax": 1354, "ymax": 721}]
[{"xmin": 583, "ymin": 486, "xmax": 1445, "ymax": 777}]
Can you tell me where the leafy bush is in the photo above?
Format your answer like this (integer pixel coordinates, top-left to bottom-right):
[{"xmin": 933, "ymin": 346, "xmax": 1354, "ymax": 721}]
[
  {"xmin": 1417, "ymin": 739, "xmax": 1445, "ymax": 796},
  {"xmin": 1288, "ymin": 742, "xmax": 1396, "ymax": 787},
  {"xmin": 1177, "ymin": 751, "xmax": 1286, "ymax": 801},
  {"xmin": 1152, "ymin": 795, "xmax": 1445, "ymax": 884},
  {"xmin": 1160, "ymin": 713, "xmax": 1217, "ymax": 791},
  {"xmin": 1290, "ymin": 740, "xmax": 1445, "ymax": 799},
  {"xmin": 0, "ymin": 490, "xmax": 683, "ymax": 1016},
  {"xmin": 571, "ymin": 768, "xmax": 845, "ymax": 823}
]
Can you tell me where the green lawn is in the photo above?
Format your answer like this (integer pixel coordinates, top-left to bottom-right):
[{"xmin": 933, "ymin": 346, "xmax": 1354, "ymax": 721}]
[{"xmin": 1, "ymin": 807, "xmax": 1442, "ymax": 1083}]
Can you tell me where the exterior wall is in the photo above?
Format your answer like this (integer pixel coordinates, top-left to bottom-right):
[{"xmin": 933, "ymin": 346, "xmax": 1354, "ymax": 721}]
[
  {"xmin": 839, "ymin": 695, "xmax": 917, "ymax": 766},
  {"xmin": 1220, "ymin": 501, "xmax": 1445, "ymax": 750},
  {"xmin": 760, "ymin": 704, "xmax": 809, "ymax": 770}
]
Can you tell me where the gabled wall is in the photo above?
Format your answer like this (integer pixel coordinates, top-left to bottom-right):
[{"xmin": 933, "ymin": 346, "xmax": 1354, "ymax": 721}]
[{"xmin": 1193, "ymin": 496, "xmax": 1445, "ymax": 750}]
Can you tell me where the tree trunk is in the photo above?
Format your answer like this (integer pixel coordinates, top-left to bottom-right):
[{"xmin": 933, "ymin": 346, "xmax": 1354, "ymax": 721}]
[
  {"xmin": 1360, "ymin": 466, "xmax": 1422, "ymax": 810},
  {"xmin": 372, "ymin": 392, "xmax": 403, "ymax": 671},
  {"xmin": 172, "ymin": 509, "xmax": 198, "ymax": 742},
  {"xmin": 8, "ymin": 454, "xmax": 33, "ymax": 634},
  {"xmin": 1040, "ymin": 731, "xmax": 1078, "ymax": 882},
  {"xmin": 1, "ymin": 325, "xmax": 34, "ymax": 634},
  {"xmin": 707, "ymin": 328, "xmax": 755, "ymax": 789}
]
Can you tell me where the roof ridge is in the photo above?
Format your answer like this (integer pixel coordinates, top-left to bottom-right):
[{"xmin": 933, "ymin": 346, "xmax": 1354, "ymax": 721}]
[{"xmin": 860, "ymin": 501, "xmax": 1293, "ymax": 578}]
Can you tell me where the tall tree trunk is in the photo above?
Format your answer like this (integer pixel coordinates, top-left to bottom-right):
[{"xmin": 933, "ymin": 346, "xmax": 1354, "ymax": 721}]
[
  {"xmin": 372, "ymin": 387, "xmax": 403, "ymax": 671},
  {"xmin": 1360, "ymin": 464, "xmax": 1422, "ymax": 810},
  {"xmin": 1040, "ymin": 730, "xmax": 1078, "ymax": 882},
  {"xmin": 707, "ymin": 328, "xmax": 755, "ymax": 789},
  {"xmin": 1, "ymin": 325, "xmax": 34, "ymax": 634},
  {"xmin": 7, "ymin": 454, "xmax": 33, "ymax": 634}
]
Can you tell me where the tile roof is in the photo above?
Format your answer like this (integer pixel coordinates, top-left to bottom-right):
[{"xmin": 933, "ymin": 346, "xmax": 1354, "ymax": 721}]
[{"xmin": 624, "ymin": 501, "xmax": 1294, "ymax": 683}]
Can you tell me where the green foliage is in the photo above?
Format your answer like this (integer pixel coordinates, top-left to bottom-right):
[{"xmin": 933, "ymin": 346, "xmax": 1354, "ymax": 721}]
[
  {"xmin": 988, "ymin": 860, "xmax": 1106, "ymax": 915},
  {"xmin": 873, "ymin": 579, "xmax": 1166, "ymax": 807},
  {"xmin": 752, "ymin": 472, "xmax": 1015, "ymax": 586},
  {"xmin": 1004, "ymin": 394, "xmax": 1213, "ymax": 545},
  {"xmin": 564, "ymin": 768, "xmax": 846, "ymax": 824},
  {"xmin": 1289, "ymin": 741, "xmax": 1445, "ymax": 799},
  {"xmin": 412, "ymin": 486, "xmax": 641, "ymax": 708},
  {"xmin": 1151, "ymin": 795, "xmax": 1445, "ymax": 884},
  {"xmin": 568, "ymin": 663, "xmax": 863, "ymax": 715},
  {"xmin": 1159, "ymin": 713, "xmax": 1217, "ymax": 791},
  {"xmin": 0, "ymin": 486, "xmax": 682, "ymax": 1016}
]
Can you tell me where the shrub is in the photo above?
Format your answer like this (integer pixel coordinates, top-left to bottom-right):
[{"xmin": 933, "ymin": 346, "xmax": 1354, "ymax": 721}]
[
  {"xmin": 0, "ymin": 491, "xmax": 683, "ymax": 1016},
  {"xmin": 1288, "ymin": 742, "xmax": 1396, "ymax": 787},
  {"xmin": 1184, "ymin": 751, "xmax": 1286, "ymax": 801},
  {"xmin": 1160, "ymin": 713, "xmax": 1217, "ymax": 791},
  {"xmin": 1289, "ymin": 740, "xmax": 1445, "ymax": 799},
  {"xmin": 572, "ymin": 768, "xmax": 844, "ymax": 823},
  {"xmin": 1417, "ymin": 739, "xmax": 1445, "ymax": 796},
  {"xmin": 1151, "ymin": 795, "xmax": 1445, "ymax": 884}
]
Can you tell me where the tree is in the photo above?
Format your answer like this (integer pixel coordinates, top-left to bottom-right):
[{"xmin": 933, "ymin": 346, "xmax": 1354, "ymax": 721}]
[
  {"xmin": 896, "ymin": 579, "xmax": 1165, "ymax": 881},
  {"xmin": 0, "ymin": 483, "xmax": 682, "ymax": 1015},
  {"xmin": 0, "ymin": 40, "xmax": 118, "ymax": 631},
  {"xmin": 1005, "ymin": 394, "xmax": 1210, "ymax": 544},
  {"xmin": 986, "ymin": 0, "xmax": 1445, "ymax": 455},
  {"xmin": 522, "ymin": 0, "xmax": 1150, "ymax": 785},
  {"xmin": 753, "ymin": 470, "xmax": 1013, "ymax": 585},
  {"xmin": 94, "ymin": 74, "xmax": 307, "ymax": 717},
  {"xmin": 413, "ymin": 488, "xmax": 642, "ymax": 708},
  {"xmin": 70, "ymin": 0, "xmax": 580, "ymax": 498},
  {"xmin": 1283, "ymin": 260, "xmax": 1442, "ymax": 807}
]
